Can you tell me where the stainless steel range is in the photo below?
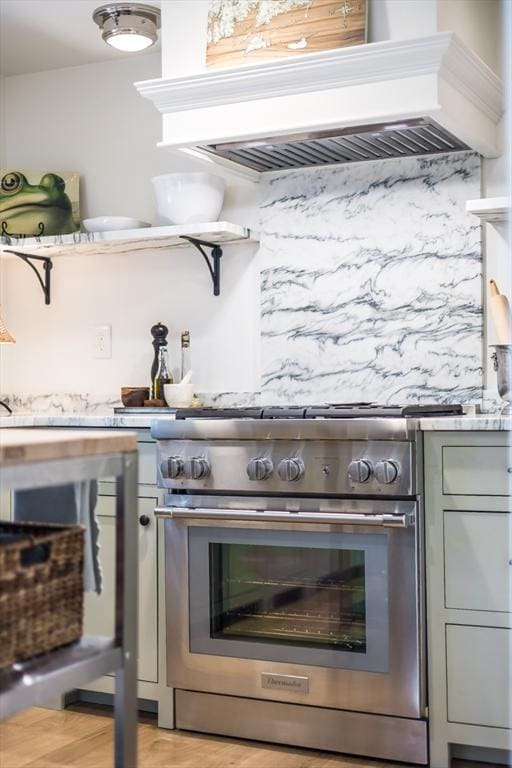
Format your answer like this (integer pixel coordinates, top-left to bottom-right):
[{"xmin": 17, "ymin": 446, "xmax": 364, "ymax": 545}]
[{"xmin": 152, "ymin": 404, "xmax": 462, "ymax": 765}]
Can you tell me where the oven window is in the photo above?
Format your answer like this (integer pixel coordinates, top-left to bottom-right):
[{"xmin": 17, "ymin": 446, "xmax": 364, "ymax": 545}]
[{"xmin": 209, "ymin": 543, "xmax": 366, "ymax": 653}]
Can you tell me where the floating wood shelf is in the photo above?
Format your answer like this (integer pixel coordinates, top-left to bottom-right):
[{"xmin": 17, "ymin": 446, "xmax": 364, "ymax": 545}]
[
  {"xmin": 466, "ymin": 197, "xmax": 511, "ymax": 223},
  {"xmin": 0, "ymin": 221, "xmax": 259, "ymax": 300}
]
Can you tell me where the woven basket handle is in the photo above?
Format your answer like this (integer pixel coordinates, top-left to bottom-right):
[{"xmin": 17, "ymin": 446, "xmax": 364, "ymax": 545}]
[{"xmin": 20, "ymin": 542, "xmax": 51, "ymax": 568}]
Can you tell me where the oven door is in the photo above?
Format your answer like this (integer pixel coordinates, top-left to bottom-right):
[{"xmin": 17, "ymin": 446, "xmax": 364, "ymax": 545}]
[{"xmin": 156, "ymin": 498, "xmax": 423, "ymax": 718}]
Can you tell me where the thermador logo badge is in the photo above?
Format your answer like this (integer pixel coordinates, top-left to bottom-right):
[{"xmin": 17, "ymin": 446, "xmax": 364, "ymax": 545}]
[{"xmin": 261, "ymin": 673, "xmax": 309, "ymax": 693}]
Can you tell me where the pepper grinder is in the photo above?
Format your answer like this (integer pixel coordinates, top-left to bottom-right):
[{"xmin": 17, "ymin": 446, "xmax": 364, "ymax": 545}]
[{"xmin": 150, "ymin": 322, "xmax": 168, "ymax": 397}]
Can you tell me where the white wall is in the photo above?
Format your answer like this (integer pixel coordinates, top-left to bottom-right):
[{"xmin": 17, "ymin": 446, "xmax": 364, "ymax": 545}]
[
  {"xmin": 4, "ymin": 54, "xmax": 191, "ymax": 223},
  {"xmin": 0, "ymin": 54, "xmax": 261, "ymax": 399},
  {"xmin": 368, "ymin": 0, "xmax": 437, "ymax": 42},
  {"xmin": 0, "ymin": 74, "xmax": 5, "ymax": 165},
  {"xmin": 1, "ymin": 2, "xmax": 509, "ymax": 405},
  {"xmin": 479, "ymin": 0, "xmax": 511, "ymax": 390},
  {"xmin": 160, "ymin": 0, "xmax": 501, "ymax": 78},
  {"xmin": 438, "ymin": 0, "xmax": 503, "ymax": 74}
]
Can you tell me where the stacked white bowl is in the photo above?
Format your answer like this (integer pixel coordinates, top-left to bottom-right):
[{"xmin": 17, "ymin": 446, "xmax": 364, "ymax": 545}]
[{"xmin": 151, "ymin": 172, "xmax": 225, "ymax": 225}]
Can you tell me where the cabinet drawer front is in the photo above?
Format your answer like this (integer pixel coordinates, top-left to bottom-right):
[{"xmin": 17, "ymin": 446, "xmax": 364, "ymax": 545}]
[
  {"xmin": 447, "ymin": 625, "xmax": 510, "ymax": 729},
  {"xmin": 443, "ymin": 446, "xmax": 511, "ymax": 496},
  {"xmin": 444, "ymin": 511, "xmax": 511, "ymax": 612}
]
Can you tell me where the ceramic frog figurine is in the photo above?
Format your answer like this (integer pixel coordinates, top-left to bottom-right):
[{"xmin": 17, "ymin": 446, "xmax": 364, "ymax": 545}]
[{"xmin": 0, "ymin": 171, "xmax": 79, "ymax": 236}]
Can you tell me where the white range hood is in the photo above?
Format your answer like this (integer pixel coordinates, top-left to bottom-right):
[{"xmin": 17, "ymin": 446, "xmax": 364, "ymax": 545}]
[{"xmin": 135, "ymin": 32, "xmax": 503, "ymax": 180}]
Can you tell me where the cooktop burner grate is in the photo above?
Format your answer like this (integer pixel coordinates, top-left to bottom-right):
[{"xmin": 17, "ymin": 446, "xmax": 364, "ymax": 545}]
[{"xmin": 174, "ymin": 404, "xmax": 463, "ymax": 420}]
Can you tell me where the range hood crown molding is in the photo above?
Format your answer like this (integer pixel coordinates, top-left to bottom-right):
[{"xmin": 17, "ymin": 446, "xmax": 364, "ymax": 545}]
[
  {"xmin": 135, "ymin": 33, "xmax": 501, "ymax": 119},
  {"xmin": 135, "ymin": 32, "xmax": 503, "ymax": 180}
]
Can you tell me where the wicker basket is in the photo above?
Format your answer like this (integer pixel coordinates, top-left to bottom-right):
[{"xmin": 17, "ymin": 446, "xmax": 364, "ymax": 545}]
[{"xmin": 0, "ymin": 521, "xmax": 85, "ymax": 669}]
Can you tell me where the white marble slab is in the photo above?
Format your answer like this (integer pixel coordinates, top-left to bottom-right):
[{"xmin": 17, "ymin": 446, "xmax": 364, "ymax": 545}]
[
  {"xmin": 0, "ymin": 391, "xmax": 261, "ymax": 415},
  {"xmin": 2, "ymin": 393, "xmax": 122, "ymax": 414},
  {"xmin": 0, "ymin": 391, "xmax": 262, "ymax": 429},
  {"xmin": 0, "ymin": 413, "xmax": 171, "ymax": 429},
  {"xmin": 419, "ymin": 414, "xmax": 512, "ymax": 431},
  {"xmin": 258, "ymin": 151, "xmax": 482, "ymax": 405},
  {"xmin": 1, "ymin": 411, "xmax": 509, "ymax": 431}
]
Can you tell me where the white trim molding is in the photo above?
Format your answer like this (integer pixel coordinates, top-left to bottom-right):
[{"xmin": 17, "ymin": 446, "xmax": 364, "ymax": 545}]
[{"xmin": 466, "ymin": 197, "xmax": 511, "ymax": 223}]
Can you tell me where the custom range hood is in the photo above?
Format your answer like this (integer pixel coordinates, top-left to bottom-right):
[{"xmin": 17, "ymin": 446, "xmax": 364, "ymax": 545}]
[{"xmin": 135, "ymin": 32, "xmax": 503, "ymax": 180}]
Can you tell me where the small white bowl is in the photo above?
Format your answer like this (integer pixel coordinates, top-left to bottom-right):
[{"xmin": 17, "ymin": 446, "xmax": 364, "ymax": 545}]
[
  {"xmin": 82, "ymin": 216, "xmax": 151, "ymax": 232},
  {"xmin": 151, "ymin": 172, "xmax": 225, "ymax": 225},
  {"xmin": 163, "ymin": 383, "xmax": 194, "ymax": 407}
]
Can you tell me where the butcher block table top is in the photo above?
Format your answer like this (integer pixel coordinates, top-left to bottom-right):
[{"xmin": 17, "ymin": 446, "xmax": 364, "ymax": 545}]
[{"xmin": 0, "ymin": 428, "xmax": 137, "ymax": 467}]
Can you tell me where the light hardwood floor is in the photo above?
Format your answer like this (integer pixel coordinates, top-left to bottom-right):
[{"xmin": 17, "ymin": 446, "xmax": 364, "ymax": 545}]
[{"xmin": 0, "ymin": 704, "xmax": 496, "ymax": 768}]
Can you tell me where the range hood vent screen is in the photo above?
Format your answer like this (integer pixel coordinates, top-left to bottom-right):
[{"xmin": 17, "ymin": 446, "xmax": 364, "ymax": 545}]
[{"xmin": 201, "ymin": 119, "xmax": 469, "ymax": 173}]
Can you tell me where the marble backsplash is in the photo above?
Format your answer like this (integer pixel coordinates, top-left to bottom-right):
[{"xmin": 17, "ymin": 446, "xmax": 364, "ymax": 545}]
[
  {"xmin": 1, "ymin": 393, "xmax": 122, "ymax": 414},
  {"xmin": 0, "ymin": 391, "xmax": 261, "ymax": 414},
  {"xmin": 258, "ymin": 151, "xmax": 482, "ymax": 405}
]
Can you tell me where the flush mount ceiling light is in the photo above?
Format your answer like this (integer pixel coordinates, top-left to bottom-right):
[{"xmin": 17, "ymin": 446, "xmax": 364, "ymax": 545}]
[{"xmin": 93, "ymin": 3, "xmax": 161, "ymax": 52}]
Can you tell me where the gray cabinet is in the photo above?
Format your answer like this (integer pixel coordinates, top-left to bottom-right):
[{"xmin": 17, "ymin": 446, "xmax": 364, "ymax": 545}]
[
  {"xmin": 83, "ymin": 493, "xmax": 158, "ymax": 683},
  {"xmin": 79, "ymin": 430, "xmax": 172, "ymax": 728},
  {"xmin": 425, "ymin": 431, "xmax": 512, "ymax": 768}
]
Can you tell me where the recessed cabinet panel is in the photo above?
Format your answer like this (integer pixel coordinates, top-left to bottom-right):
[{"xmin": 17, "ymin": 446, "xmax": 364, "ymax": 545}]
[
  {"xmin": 442, "ymin": 447, "xmax": 511, "ymax": 496},
  {"xmin": 444, "ymin": 511, "xmax": 511, "ymax": 612},
  {"xmin": 138, "ymin": 442, "xmax": 156, "ymax": 485},
  {"xmin": 447, "ymin": 625, "xmax": 510, "ymax": 729},
  {"xmin": 84, "ymin": 494, "xmax": 158, "ymax": 683},
  {"xmin": 0, "ymin": 490, "xmax": 11, "ymax": 521}
]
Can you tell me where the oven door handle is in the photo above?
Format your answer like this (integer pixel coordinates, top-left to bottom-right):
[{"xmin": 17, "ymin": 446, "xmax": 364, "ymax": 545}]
[{"xmin": 154, "ymin": 507, "xmax": 413, "ymax": 528}]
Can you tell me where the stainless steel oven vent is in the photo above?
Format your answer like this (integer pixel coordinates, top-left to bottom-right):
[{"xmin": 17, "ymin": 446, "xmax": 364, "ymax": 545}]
[{"xmin": 200, "ymin": 119, "xmax": 469, "ymax": 173}]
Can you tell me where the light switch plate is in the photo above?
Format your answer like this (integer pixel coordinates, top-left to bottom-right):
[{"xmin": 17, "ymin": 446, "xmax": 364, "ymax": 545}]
[{"xmin": 93, "ymin": 324, "xmax": 111, "ymax": 359}]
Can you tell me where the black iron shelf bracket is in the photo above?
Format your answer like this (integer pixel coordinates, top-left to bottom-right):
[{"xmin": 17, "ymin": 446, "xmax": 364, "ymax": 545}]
[
  {"xmin": 4, "ymin": 250, "xmax": 53, "ymax": 305},
  {"xmin": 181, "ymin": 236, "xmax": 223, "ymax": 296}
]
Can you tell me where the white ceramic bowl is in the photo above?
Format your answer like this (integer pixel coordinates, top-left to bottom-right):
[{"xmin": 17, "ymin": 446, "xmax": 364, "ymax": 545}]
[
  {"xmin": 151, "ymin": 173, "xmax": 225, "ymax": 225},
  {"xmin": 82, "ymin": 216, "xmax": 151, "ymax": 232},
  {"xmin": 163, "ymin": 383, "xmax": 194, "ymax": 407}
]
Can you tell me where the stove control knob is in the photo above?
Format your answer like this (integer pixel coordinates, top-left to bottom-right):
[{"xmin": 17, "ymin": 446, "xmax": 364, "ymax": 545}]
[
  {"xmin": 348, "ymin": 459, "xmax": 372, "ymax": 484},
  {"xmin": 247, "ymin": 458, "xmax": 273, "ymax": 481},
  {"xmin": 164, "ymin": 456, "xmax": 184, "ymax": 479},
  {"xmin": 374, "ymin": 460, "xmax": 399, "ymax": 485},
  {"xmin": 277, "ymin": 458, "xmax": 305, "ymax": 482},
  {"xmin": 184, "ymin": 457, "xmax": 210, "ymax": 480}
]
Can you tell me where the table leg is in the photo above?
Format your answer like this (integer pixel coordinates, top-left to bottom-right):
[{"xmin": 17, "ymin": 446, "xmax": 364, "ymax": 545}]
[{"xmin": 114, "ymin": 451, "xmax": 138, "ymax": 768}]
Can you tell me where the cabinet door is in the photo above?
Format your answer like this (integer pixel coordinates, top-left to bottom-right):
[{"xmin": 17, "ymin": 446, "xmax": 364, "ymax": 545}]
[
  {"xmin": 84, "ymin": 494, "xmax": 158, "ymax": 683},
  {"xmin": 447, "ymin": 624, "xmax": 510, "ymax": 729},
  {"xmin": 444, "ymin": 511, "xmax": 511, "ymax": 612}
]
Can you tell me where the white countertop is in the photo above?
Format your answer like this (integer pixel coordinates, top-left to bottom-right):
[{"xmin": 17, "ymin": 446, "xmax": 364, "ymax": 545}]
[
  {"xmin": 0, "ymin": 412, "xmax": 175, "ymax": 429},
  {"xmin": 418, "ymin": 413, "xmax": 511, "ymax": 431},
  {"xmin": 0, "ymin": 412, "xmax": 510, "ymax": 431}
]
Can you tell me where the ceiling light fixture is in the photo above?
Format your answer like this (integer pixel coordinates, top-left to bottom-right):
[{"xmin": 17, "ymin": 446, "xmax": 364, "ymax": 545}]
[{"xmin": 93, "ymin": 3, "xmax": 161, "ymax": 52}]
